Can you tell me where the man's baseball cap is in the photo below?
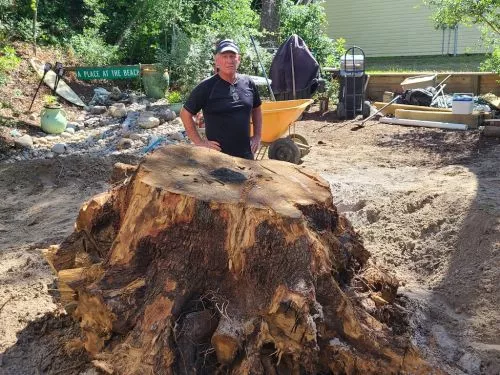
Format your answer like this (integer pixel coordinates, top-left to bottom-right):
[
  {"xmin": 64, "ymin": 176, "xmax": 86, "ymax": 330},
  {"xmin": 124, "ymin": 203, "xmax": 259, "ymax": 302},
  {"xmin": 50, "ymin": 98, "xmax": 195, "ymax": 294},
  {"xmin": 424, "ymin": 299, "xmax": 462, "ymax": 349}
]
[{"xmin": 215, "ymin": 39, "xmax": 240, "ymax": 54}]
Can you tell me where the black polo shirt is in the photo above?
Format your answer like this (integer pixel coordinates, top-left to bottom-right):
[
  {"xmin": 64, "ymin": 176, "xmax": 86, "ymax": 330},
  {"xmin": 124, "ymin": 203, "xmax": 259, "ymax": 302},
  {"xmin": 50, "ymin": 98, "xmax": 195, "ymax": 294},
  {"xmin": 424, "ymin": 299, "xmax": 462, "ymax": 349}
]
[{"xmin": 183, "ymin": 74, "xmax": 262, "ymax": 159}]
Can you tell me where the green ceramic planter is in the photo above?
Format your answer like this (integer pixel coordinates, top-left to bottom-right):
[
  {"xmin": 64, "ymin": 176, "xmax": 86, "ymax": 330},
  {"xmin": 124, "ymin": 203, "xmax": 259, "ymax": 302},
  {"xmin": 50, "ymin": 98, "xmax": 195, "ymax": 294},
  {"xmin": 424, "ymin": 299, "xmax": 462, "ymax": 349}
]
[
  {"xmin": 168, "ymin": 103, "xmax": 183, "ymax": 115},
  {"xmin": 142, "ymin": 67, "xmax": 170, "ymax": 99},
  {"xmin": 40, "ymin": 105, "xmax": 68, "ymax": 134}
]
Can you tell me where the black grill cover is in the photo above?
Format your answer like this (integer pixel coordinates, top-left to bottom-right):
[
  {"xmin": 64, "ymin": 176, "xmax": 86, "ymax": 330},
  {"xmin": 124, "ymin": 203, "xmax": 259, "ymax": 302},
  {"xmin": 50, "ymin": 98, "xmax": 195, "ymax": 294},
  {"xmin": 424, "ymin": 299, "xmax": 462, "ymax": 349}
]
[{"xmin": 269, "ymin": 34, "xmax": 320, "ymax": 100}]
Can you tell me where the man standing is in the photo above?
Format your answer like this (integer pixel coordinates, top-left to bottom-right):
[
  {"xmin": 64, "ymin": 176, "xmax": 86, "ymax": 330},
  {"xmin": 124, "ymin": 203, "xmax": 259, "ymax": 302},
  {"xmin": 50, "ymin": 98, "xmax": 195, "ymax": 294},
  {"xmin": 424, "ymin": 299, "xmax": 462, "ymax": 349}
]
[{"xmin": 180, "ymin": 39, "xmax": 263, "ymax": 160}]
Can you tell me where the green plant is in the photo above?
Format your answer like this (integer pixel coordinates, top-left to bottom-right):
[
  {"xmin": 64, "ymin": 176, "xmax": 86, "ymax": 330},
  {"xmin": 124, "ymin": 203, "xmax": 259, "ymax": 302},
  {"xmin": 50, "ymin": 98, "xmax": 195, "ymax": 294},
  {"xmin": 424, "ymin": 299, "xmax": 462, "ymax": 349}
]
[
  {"xmin": 0, "ymin": 45, "xmax": 21, "ymax": 86},
  {"xmin": 480, "ymin": 46, "xmax": 500, "ymax": 74},
  {"xmin": 324, "ymin": 38, "xmax": 346, "ymax": 68},
  {"xmin": 279, "ymin": 0, "xmax": 336, "ymax": 66},
  {"xmin": 43, "ymin": 95, "xmax": 59, "ymax": 107},
  {"xmin": 166, "ymin": 0, "xmax": 270, "ymax": 98},
  {"xmin": 69, "ymin": 28, "xmax": 120, "ymax": 66},
  {"xmin": 424, "ymin": 0, "xmax": 499, "ymax": 73},
  {"xmin": 166, "ymin": 90, "xmax": 182, "ymax": 104}
]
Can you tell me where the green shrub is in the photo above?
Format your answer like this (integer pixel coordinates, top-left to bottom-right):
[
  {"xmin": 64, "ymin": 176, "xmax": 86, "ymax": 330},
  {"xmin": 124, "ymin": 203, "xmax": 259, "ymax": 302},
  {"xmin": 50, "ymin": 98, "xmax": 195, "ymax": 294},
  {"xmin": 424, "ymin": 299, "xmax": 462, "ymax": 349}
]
[
  {"xmin": 324, "ymin": 38, "xmax": 346, "ymax": 68},
  {"xmin": 279, "ymin": 0, "xmax": 337, "ymax": 66},
  {"xmin": 480, "ymin": 46, "xmax": 500, "ymax": 74},
  {"xmin": 0, "ymin": 45, "xmax": 21, "ymax": 85},
  {"xmin": 163, "ymin": 0, "xmax": 271, "ymax": 99},
  {"xmin": 69, "ymin": 28, "xmax": 120, "ymax": 66}
]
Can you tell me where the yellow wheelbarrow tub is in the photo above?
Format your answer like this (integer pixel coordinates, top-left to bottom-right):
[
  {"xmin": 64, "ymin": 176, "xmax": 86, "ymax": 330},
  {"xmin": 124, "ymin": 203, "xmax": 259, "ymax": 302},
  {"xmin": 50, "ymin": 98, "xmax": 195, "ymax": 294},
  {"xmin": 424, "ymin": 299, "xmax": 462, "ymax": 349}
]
[{"xmin": 256, "ymin": 99, "xmax": 313, "ymax": 143}]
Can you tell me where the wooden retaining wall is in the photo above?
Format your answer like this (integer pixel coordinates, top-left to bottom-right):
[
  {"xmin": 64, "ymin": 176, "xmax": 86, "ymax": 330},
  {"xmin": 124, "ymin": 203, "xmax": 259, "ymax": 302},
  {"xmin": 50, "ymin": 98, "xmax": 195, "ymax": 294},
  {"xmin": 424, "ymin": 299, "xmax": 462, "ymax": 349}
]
[{"xmin": 365, "ymin": 72, "xmax": 499, "ymax": 102}]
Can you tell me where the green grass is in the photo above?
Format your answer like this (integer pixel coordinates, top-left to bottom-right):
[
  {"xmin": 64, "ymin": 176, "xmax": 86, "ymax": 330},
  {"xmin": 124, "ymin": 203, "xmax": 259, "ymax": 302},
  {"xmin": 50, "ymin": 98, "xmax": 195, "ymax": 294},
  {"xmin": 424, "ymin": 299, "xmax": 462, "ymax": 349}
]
[{"xmin": 366, "ymin": 54, "xmax": 486, "ymax": 73}]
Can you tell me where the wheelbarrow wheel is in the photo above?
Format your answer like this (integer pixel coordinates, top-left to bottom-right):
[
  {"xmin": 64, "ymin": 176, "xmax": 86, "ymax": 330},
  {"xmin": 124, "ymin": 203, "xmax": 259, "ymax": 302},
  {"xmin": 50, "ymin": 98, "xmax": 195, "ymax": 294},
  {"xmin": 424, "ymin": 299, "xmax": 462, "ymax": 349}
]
[
  {"xmin": 287, "ymin": 133, "xmax": 310, "ymax": 158},
  {"xmin": 268, "ymin": 138, "xmax": 301, "ymax": 164}
]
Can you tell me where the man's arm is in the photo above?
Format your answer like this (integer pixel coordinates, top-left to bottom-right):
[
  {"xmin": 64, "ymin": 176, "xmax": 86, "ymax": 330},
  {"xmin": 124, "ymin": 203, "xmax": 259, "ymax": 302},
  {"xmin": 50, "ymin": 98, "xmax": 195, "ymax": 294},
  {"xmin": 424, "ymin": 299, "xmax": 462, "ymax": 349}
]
[
  {"xmin": 180, "ymin": 108, "xmax": 221, "ymax": 151},
  {"xmin": 250, "ymin": 106, "xmax": 262, "ymax": 154}
]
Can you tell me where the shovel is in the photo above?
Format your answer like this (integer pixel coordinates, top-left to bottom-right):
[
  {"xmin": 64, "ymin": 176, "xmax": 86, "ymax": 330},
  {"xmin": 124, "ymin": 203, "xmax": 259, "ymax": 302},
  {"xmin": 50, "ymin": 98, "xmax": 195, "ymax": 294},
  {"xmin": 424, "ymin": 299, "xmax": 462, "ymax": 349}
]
[
  {"xmin": 250, "ymin": 36, "xmax": 275, "ymax": 101},
  {"xmin": 358, "ymin": 95, "xmax": 401, "ymax": 126}
]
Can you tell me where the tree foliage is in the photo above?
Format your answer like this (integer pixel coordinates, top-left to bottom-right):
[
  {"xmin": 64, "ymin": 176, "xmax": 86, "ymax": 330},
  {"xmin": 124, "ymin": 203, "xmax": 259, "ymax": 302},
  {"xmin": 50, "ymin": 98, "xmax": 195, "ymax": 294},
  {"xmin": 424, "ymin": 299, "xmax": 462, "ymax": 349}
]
[
  {"xmin": 279, "ymin": 0, "xmax": 337, "ymax": 66},
  {"xmin": 0, "ymin": 0, "xmax": 346, "ymax": 91},
  {"xmin": 424, "ymin": 0, "xmax": 500, "ymax": 73}
]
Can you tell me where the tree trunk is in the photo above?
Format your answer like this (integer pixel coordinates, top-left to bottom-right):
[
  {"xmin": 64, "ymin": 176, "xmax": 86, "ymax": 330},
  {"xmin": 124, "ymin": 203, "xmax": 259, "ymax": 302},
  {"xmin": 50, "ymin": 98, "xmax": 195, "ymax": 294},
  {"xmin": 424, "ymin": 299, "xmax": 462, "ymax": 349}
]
[
  {"xmin": 32, "ymin": 0, "xmax": 37, "ymax": 56},
  {"xmin": 50, "ymin": 144, "xmax": 439, "ymax": 374},
  {"xmin": 260, "ymin": 0, "xmax": 280, "ymax": 45}
]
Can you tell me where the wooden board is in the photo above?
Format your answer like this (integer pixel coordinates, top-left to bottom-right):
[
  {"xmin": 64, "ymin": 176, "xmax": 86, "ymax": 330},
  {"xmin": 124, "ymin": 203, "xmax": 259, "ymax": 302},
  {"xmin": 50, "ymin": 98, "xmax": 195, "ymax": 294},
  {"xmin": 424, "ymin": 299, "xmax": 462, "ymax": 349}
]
[
  {"xmin": 395, "ymin": 109, "xmax": 490, "ymax": 129},
  {"xmin": 374, "ymin": 102, "xmax": 452, "ymax": 116},
  {"xmin": 30, "ymin": 58, "xmax": 87, "ymax": 107}
]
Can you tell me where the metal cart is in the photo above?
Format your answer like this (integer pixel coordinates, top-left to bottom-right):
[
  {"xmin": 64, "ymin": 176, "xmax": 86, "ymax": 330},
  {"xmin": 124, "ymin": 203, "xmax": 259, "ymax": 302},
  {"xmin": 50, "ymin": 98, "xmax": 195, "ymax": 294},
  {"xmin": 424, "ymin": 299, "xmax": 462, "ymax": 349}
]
[{"xmin": 336, "ymin": 46, "xmax": 371, "ymax": 120}]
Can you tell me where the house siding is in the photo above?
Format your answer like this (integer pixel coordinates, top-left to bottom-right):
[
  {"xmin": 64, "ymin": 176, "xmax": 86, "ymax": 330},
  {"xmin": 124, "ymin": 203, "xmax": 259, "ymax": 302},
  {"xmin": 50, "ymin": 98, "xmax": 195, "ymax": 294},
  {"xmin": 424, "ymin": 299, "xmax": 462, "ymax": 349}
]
[{"xmin": 322, "ymin": 0, "xmax": 487, "ymax": 57}]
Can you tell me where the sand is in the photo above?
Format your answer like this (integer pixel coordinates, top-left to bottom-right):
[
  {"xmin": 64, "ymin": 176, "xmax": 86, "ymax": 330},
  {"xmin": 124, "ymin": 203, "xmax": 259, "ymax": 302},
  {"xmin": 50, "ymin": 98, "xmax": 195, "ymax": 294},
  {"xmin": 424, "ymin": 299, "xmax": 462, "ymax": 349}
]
[{"xmin": 0, "ymin": 115, "xmax": 498, "ymax": 374}]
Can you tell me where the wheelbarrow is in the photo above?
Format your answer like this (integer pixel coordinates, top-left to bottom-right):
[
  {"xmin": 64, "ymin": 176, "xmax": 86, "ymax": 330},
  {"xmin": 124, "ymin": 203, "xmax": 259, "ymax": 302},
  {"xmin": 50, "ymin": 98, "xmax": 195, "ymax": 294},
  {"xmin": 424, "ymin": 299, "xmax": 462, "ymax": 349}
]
[{"xmin": 253, "ymin": 98, "xmax": 313, "ymax": 164}]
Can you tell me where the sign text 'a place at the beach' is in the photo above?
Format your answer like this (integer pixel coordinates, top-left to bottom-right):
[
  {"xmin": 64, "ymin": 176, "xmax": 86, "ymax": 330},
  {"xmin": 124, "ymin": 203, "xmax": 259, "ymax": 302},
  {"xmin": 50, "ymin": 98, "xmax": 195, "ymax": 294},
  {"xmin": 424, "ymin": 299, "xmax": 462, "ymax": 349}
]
[{"xmin": 76, "ymin": 65, "xmax": 140, "ymax": 80}]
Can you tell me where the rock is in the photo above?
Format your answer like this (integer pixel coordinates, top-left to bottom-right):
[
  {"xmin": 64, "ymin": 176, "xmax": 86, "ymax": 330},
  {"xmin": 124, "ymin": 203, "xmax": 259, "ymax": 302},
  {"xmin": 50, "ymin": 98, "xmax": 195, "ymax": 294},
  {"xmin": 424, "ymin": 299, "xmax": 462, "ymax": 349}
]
[
  {"xmin": 458, "ymin": 352, "xmax": 481, "ymax": 374},
  {"xmin": 10, "ymin": 129, "xmax": 22, "ymax": 137},
  {"xmin": 66, "ymin": 122, "xmax": 81, "ymax": 131},
  {"xmin": 28, "ymin": 113, "xmax": 37, "ymax": 121},
  {"xmin": 45, "ymin": 152, "xmax": 54, "ymax": 159},
  {"xmin": 51, "ymin": 143, "xmax": 68, "ymax": 154},
  {"xmin": 84, "ymin": 117, "xmax": 101, "ymax": 128},
  {"xmin": 138, "ymin": 112, "xmax": 160, "ymax": 129},
  {"xmin": 157, "ymin": 108, "xmax": 176, "ymax": 122},
  {"xmin": 89, "ymin": 106, "xmax": 107, "ymax": 115},
  {"xmin": 65, "ymin": 127, "xmax": 76, "ymax": 134},
  {"xmin": 130, "ymin": 133, "xmax": 145, "ymax": 141},
  {"xmin": 110, "ymin": 87, "xmax": 122, "ymax": 101},
  {"xmin": 109, "ymin": 103, "xmax": 127, "ymax": 118},
  {"xmin": 116, "ymin": 138, "xmax": 133, "ymax": 150},
  {"xmin": 169, "ymin": 131, "xmax": 184, "ymax": 142},
  {"xmin": 121, "ymin": 114, "xmax": 136, "ymax": 131},
  {"xmin": 171, "ymin": 117, "xmax": 183, "ymax": 127},
  {"xmin": 45, "ymin": 135, "xmax": 61, "ymax": 141},
  {"xmin": 14, "ymin": 135, "xmax": 34, "ymax": 149},
  {"xmin": 90, "ymin": 88, "xmax": 111, "ymax": 106},
  {"xmin": 128, "ymin": 93, "xmax": 138, "ymax": 104}
]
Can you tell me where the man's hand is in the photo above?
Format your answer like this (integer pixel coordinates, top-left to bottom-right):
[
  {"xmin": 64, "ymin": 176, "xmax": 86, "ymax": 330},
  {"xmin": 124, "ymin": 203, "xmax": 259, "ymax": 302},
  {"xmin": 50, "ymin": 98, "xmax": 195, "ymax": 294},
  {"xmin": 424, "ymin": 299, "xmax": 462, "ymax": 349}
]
[
  {"xmin": 250, "ymin": 135, "xmax": 261, "ymax": 155},
  {"xmin": 198, "ymin": 139, "xmax": 221, "ymax": 151}
]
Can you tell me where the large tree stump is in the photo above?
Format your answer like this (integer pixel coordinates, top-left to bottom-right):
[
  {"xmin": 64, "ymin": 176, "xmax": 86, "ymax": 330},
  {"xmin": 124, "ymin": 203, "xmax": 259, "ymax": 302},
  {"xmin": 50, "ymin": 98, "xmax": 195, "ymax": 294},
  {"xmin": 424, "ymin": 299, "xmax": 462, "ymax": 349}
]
[{"xmin": 49, "ymin": 145, "xmax": 438, "ymax": 374}]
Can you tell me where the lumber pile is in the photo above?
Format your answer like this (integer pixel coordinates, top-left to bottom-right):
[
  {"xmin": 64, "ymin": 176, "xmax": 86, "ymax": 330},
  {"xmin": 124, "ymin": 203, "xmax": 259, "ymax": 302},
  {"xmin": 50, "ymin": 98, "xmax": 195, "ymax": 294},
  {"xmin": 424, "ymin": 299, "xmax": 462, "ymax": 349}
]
[
  {"xmin": 371, "ymin": 85, "xmax": 498, "ymax": 133},
  {"xmin": 46, "ymin": 144, "xmax": 439, "ymax": 374}
]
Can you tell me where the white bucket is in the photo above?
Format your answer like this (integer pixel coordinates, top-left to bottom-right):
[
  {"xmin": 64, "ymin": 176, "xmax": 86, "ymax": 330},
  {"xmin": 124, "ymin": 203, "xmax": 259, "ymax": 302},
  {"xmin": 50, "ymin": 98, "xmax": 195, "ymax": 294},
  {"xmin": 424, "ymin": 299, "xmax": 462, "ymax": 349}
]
[{"xmin": 452, "ymin": 93, "xmax": 473, "ymax": 114}]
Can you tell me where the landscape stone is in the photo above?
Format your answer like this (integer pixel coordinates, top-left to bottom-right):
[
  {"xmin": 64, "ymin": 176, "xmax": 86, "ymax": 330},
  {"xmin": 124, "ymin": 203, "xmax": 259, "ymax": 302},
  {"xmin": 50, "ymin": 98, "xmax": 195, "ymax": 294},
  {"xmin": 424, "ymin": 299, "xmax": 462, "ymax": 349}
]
[
  {"xmin": 138, "ymin": 112, "xmax": 160, "ymax": 129},
  {"xmin": 89, "ymin": 106, "xmax": 107, "ymax": 115},
  {"xmin": 51, "ymin": 143, "xmax": 67, "ymax": 154},
  {"xmin": 14, "ymin": 135, "xmax": 33, "ymax": 149}
]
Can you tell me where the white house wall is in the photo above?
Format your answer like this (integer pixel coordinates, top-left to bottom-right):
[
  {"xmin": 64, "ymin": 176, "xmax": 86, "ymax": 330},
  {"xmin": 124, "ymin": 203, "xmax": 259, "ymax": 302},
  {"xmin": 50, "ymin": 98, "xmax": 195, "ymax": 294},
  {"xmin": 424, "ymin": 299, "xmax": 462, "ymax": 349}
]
[{"xmin": 322, "ymin": 0, "xmax": 487, "ymax": 56}]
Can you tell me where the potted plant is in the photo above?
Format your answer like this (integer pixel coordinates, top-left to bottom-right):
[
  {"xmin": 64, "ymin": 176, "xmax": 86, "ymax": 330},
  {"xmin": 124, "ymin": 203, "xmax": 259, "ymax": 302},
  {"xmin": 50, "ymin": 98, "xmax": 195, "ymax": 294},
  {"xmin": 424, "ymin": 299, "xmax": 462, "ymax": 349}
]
[
  {"xmin": 40, "ymin": 95, "xmax": 67, "ymax": 134},
  {"xmin": 166, "ymin": 90, "xmax": 183, "ymax": 115},
  {"xmin": 318, "ymin": 79, "xmax": 339, "ymax": 113}
]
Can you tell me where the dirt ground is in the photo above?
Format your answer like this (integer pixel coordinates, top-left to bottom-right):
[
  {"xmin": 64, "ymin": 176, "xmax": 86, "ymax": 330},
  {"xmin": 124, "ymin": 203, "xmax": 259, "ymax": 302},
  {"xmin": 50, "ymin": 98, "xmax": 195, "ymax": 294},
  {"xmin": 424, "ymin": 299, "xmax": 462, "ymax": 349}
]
[{"xmin": 0, "ymin": 109, "xmax": 499, "ymax": 374}]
